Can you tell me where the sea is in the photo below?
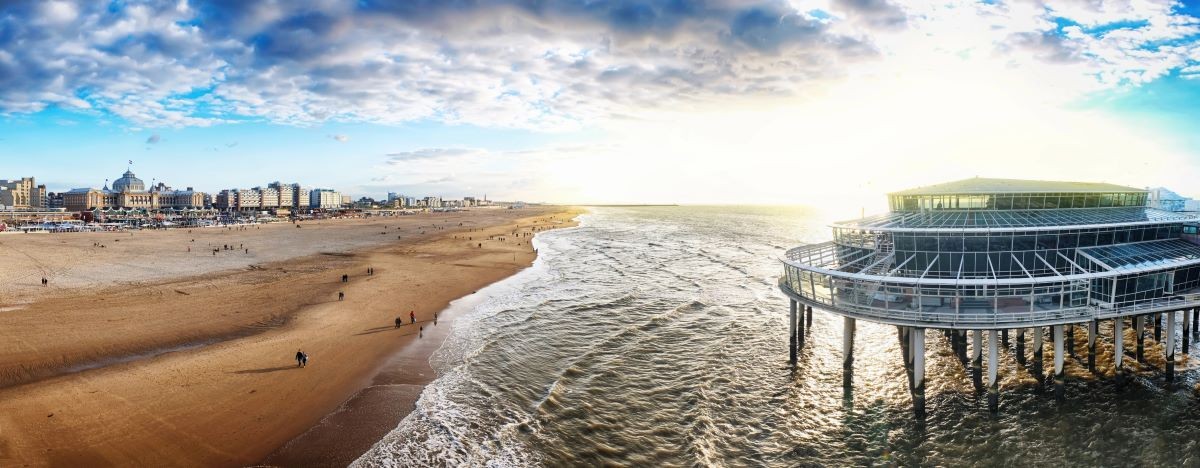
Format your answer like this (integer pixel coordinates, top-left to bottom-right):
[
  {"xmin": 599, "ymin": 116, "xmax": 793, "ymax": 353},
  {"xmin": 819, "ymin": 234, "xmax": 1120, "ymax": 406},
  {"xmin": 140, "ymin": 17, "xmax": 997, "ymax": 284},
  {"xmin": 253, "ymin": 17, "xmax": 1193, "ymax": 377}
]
[{"xmin": 353, "ymin": 206, "xmax": 1200, "ymax": 467}]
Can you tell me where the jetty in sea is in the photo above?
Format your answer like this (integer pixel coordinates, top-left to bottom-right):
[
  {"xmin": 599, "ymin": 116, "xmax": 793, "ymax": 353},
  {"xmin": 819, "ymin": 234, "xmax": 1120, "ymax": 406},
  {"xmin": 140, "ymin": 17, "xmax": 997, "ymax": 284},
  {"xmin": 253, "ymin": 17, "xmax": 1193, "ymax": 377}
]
[{"xmin": 780, "ymin": 178, "xmax": 1200, "ymax": 414}]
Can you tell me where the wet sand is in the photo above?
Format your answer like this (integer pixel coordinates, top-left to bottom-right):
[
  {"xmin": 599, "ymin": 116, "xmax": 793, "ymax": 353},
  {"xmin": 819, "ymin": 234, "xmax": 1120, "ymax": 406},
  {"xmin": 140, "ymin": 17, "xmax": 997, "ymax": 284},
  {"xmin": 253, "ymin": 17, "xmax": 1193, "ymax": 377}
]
[{"xmin": 0, "ymin": 206, "xmax": 581, "ymax": 467}]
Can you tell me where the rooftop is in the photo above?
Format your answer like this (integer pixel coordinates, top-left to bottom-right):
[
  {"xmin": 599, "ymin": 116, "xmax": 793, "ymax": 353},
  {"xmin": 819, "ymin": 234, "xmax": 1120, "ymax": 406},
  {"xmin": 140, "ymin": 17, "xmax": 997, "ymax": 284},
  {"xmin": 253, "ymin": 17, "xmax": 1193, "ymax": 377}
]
[
  {"xmin": 889, "ymin": 178, "xmax": 1145, "ymax": 196},
  {"xmin": 1078, "ymin": 239, "xmax": 1200, "ymax": 273},
  {"xmin": 836, "ymin": 207, "xmax": 1195, "ymax": 231}
]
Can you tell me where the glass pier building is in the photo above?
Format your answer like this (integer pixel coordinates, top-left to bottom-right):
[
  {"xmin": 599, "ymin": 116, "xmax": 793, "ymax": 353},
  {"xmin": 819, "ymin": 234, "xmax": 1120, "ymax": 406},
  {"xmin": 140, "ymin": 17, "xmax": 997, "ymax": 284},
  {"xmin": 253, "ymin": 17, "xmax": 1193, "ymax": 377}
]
[{"xmin": 780, "ymin": 178, "xmax": 1200, "ymax": 413}]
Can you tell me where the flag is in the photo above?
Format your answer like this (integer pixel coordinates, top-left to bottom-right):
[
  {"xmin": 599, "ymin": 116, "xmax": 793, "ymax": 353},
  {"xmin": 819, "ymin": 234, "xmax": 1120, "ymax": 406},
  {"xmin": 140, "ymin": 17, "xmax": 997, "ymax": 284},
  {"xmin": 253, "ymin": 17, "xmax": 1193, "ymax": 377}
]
[{"xmin": 128, "ymin": 159, "xmax": 133, "ymax": 165}]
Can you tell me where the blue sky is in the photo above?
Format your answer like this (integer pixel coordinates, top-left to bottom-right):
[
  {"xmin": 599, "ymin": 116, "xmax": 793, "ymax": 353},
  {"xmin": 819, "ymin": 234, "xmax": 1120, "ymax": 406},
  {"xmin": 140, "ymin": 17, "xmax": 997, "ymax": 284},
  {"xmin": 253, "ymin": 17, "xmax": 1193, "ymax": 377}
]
[{"xmin": 2, "ymin": 0, "xmax": 1200, "ymax": 207}]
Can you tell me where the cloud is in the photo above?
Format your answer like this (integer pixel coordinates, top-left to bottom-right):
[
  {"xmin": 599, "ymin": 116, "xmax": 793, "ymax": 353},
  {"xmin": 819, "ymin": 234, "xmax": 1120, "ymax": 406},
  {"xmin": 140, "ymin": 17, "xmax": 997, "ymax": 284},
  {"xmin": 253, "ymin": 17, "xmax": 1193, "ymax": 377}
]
[
  {"xmin": 386, "ymin": 148, "xmax": 483, "ymax": 163},
  {"xmin": 146, "ymin": 134, "xmax": 161, "ymax": 144},
  {"xmin": 329, "ymin": 134, "xmax": 349, "ymax": 143},
  {"xmin": 0, "ymin": 0, "xmax": 1195, "ymax": 130}
]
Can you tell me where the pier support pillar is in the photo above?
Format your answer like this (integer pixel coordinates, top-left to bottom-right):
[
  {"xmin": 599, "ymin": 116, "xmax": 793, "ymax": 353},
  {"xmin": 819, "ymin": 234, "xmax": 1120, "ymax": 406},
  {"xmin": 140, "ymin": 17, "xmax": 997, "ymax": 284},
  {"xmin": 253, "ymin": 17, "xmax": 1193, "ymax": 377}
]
[
  {"xmin": 1184, "ymin": 309, "xmax": 1191, "ymax": 354},
  {"xmin": 987, "ymin": 329, "xmax": 999, "ymax": 413},
  {"xmin": 1193, "ymin": 307, "xmax": 1198, "ymax": 337},
  {"xmin": 912, "ymin": 328, "xmax": 926, "ymax": 417},
  {"xmin": 1155, "ymin": 313, "xmax": 1162, "ymax": 342},
  {"xmin": 971, "ymin": 329, "xmax": 983, "ymax": 391},
  {"xmin": 1016, "ymin": 328, "xmax": 1026, "ymax": 366},
  {"xmin": 806, "ymin": 306, "xmax": 813, "ymax": 330},
  {"xmin": 789, "ymin": 300, "xmax": 798, "ymax": 365},
  {"xmin": 1002, "ymin": 329, "xmax": 1009, "ymax": 349},
  {"xmin": 1066, "ymin": 324, "xmax": 1075, "ymax": 356},
  {"xmin": 797, "ymin": 304, "xmax": 805, "ymax": 349},
  {"xmin": 1087, "ymin": 320, "xmax": 1098, "ymax": 372},
  {"xmin": 960, "ymin": 331, "xmax": 969, "ymax": 364},
  {"xmin": 1167, "ymin": 310, "xmax": 1177, "ymax": 383},
  {"xmin": 842, "ymin": 317, "xmax": 855, "ymax": 388},
  {"xmin": 1032, "ymin": 326, "xmax": 1044, "ymax": 385},
  {"xmin": 1114, "ymin": 317, "xmax": 1125, "ymax": 384},
  {"xmin": 1136, "ymin": 315, "xmax": 1146, "ymax": 363},
  {"xmin": 1053, "ymin": 325, "xmax": 1065, "ymax": 400}
]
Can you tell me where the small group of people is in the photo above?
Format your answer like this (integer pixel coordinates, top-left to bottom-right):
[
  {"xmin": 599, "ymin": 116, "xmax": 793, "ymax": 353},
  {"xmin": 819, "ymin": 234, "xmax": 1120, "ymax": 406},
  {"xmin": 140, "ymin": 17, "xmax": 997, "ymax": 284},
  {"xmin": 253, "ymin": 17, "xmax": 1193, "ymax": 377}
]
[
  {"xmin": 294, "ymin": 350, "xmax": 309, "ymax": 367},
  {"xmin": 394, "ymin": 310, "xmax": 417, "ymax": 328},
  {"xmin": 40, "ymin": 277, "xmax": 48, "ymax": 286},
  {"xmin": 367, "ymin": 267, "xmax": 374, "ymax": 275}
]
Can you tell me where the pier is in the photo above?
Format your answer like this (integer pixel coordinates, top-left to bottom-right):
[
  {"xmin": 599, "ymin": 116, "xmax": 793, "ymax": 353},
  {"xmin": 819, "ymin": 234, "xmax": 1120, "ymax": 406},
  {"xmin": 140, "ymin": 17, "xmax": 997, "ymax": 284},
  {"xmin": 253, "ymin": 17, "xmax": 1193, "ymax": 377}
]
[{"xmin": 780, "ymin": 178, "xmax": 1200, "ymax": 414}]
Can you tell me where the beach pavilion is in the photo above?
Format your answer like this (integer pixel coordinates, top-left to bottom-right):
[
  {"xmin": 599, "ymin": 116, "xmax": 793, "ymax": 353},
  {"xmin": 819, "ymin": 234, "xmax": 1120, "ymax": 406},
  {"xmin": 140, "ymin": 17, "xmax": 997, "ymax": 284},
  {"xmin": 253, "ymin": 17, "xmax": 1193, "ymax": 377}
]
[{"xmin": 780, "ymin": 178, "xmax": 1200, "ymax": 414}]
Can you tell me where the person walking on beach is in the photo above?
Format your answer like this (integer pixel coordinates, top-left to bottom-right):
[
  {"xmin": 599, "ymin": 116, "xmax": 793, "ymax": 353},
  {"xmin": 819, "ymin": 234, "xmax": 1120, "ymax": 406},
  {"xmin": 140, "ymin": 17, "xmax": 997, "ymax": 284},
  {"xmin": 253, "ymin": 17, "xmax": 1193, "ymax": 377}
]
[
  {"xmin": 410, "ymin": 310, "xmax": 416, "ymax": 324},
  {"xmin": 342, "ymin": 274, "xmax": 348, "ymax": 283},
  {"xmin": 395, "ymin": 317, "xmax": 402, "ymax": 328},
  {"xmin": 338, "ymin": 291, "xmax": 345, "ymax": 301},
  {"xmin": 295, "ymin": 350, "xmax": 306, "ymax": 367}
]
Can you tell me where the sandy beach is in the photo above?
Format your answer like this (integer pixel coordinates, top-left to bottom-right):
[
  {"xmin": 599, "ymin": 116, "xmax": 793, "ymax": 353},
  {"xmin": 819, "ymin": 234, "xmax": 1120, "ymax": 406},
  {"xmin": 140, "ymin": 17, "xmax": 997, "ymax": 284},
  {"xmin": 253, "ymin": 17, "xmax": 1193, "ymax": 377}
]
[{"xmin": 0, "ymin": 206, "xmax": 580, "ymax": 467}]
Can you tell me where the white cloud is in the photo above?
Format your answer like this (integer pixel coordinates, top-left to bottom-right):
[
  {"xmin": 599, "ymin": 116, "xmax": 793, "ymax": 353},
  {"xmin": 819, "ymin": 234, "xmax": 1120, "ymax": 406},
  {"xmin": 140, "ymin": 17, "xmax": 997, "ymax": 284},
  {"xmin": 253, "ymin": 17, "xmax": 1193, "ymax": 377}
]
[{"xmin": 0, "ymin": 0, "xmax": 1195, "ymax": 132}]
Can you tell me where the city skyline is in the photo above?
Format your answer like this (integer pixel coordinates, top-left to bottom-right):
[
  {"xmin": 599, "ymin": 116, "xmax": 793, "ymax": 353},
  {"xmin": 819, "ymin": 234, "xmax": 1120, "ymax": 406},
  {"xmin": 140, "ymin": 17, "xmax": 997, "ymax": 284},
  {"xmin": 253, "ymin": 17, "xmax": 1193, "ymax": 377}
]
[{"xmin": 2, "ymin": 1, "xmax": 1200, "ymax": 212}]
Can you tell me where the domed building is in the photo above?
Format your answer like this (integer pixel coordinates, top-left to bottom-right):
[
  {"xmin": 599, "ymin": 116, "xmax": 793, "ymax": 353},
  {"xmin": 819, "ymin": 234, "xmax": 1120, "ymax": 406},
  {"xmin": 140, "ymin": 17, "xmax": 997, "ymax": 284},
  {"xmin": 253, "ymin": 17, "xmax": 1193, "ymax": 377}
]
[{"xmin": 111, "ymin": 170, "xmax": 146, "ymax": 193}]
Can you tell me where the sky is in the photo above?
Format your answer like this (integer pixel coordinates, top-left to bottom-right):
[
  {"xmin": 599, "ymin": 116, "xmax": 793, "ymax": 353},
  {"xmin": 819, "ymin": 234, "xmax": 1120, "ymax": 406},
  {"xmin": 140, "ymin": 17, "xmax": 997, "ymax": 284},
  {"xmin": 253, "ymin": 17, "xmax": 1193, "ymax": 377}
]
[{"xmin": 2, "ymin": 0, "xmax": 1200, "ymax": 214}]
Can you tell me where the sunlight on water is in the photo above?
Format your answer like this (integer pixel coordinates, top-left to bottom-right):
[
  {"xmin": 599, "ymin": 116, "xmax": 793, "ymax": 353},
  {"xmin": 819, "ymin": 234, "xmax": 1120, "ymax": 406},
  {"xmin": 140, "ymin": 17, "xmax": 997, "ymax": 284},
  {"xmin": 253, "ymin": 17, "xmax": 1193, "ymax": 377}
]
[{"xmin": 354, "ymin": 206, "xmax": 1200, "ymax": 467}]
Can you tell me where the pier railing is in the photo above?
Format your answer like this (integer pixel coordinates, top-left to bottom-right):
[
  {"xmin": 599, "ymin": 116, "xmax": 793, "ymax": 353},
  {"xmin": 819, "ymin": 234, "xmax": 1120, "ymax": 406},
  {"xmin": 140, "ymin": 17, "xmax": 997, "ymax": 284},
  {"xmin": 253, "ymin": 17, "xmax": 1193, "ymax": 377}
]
[{"xmin": 781, "ymin": 242, "xmax": 1200, "ymax": 328}]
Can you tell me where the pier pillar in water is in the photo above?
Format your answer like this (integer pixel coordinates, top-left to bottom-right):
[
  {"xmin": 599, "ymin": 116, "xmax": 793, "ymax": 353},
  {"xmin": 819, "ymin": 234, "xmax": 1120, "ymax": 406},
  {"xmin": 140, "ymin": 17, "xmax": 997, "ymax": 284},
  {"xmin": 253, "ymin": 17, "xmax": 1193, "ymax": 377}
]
[
  {"xmin": 987, "ymin": 329, "xmax": 999, "ymax": 413},
  {"xmin": 806, "ymin": 305, "xmax": 813, "ymax": 329},
  {"xmin": 842, "ymin": 316, "xmax": 855, "ymax": 388},
  {"xmin": 958, "ymin": 330, "xmax": 968, "ymax": 364},
  {"xmin": 797, "ymin": 304, "xmax": 805, "ymax": 349},
  {"xmin": 1193, "ymin": 307, "xmax": 1198, "ymax": 337},
  {"xmin": 788, "ymin": 300, "xmax": 797, "ymax": 365},
  {"xmin": 1002, "ymin": 329, "xmax": 1009, "ymax": 349},
  {"xmin": 1114, "ymin": 317, "xmax": 1125, "ymax": 384},
  {"xmin": 1032, "ymin": 326, "xmax": 1044, "ymax": 385},
  {"xmin": 1166, "ymin": 310, "xmax": 1177, "ymax": 383},
  {"xmin": 971, "ymin": 329, "xmax": 983, "ymax": 391},
  {"xmin": 912, "ymin": 328, "xmax": 926, "ymax": 417},
  {"xmin": 1053, "ymin": 325, "xmax": 1065, "ymax": 400},
  {"xmin": 1136, "ymin": 315, "xmax": 1146, "ymax": 363},
  {"xmin": 1184, "ymin": 309, "xmax": 1191, "ymax": 354},
  {"xmin": 1016, "ymin": 328, "xmax": 1026, "ymax": 366},
  {"xmin": 1066, "ymin": 324, "xmax": 1075, "ymax": 356},
  {"xmin": 1155, "ymin": 312, "xmax": 1162, "ymax": 342},
  {"xmin": 1087, "ymin": 320, "xmax": 1098, "ymax": 372}
]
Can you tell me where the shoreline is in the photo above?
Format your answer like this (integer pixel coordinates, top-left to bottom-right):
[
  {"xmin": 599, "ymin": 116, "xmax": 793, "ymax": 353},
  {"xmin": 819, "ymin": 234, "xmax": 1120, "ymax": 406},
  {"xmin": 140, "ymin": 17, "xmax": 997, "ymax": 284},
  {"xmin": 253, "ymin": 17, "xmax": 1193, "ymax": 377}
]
[
  {"xmin": 261, "ymin": 216, "xmax": 582, "ymax": 467},
  {"xmin": 0, "ymin": 207, "xmax": 582, "ymax": 467}
]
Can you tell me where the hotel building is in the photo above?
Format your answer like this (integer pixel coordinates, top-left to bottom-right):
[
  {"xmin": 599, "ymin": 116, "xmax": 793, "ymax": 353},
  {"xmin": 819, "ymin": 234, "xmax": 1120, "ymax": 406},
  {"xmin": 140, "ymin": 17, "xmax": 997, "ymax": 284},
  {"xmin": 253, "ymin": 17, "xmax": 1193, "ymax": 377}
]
[{"xmin": 63, "ymin": 170, "xmax": 208, "ymax": 212}]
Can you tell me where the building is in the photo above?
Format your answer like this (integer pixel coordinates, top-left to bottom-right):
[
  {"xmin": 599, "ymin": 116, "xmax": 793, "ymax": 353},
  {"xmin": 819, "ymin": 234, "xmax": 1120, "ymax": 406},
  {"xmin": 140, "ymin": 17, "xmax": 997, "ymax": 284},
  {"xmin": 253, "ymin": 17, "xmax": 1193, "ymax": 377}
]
[
  {"xmin": 268, "ymin": 182, "xmax": 296, "ymax": 208},
  {"xmin": 1148, "ymin": 187, "xmax": 1200, "ymax": 212},
  {"xmin": 0, "ymin": 177, "xmax": 46, "ymax": 209},
  {"xmin": 310, "ymin": 189, "xmax": 341, "ymax": 209},
  {"xmin": 424, "ymin": 196, "xmax": 442, "ymax": 209},
  {"xmin": 63, "ymin": 170, "xmax": 209, "ymax": 212},
  {"xmin": 157, "ymin": 187, "xmax": 208, "ymax": 209},
  {"xmin": 780, "ymin": 177, "xmax": 1200, "ymax": 414}
]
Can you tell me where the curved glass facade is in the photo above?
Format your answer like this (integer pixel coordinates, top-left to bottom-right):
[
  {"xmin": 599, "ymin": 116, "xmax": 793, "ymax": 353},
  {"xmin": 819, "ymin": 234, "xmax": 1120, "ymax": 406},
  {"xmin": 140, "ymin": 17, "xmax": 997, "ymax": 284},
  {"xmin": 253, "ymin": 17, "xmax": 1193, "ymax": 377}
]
[{"xmin": 781, "ymin": 181, "xmax": 1200, "ymax": 328}]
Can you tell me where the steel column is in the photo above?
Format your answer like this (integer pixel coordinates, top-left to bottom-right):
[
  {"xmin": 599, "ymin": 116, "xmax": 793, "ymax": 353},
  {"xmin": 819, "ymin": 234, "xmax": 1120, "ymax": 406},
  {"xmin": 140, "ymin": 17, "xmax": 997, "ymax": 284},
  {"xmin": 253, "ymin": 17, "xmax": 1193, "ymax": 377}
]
[
  {"xmin": 1053, "ymin": 324, "xmax": 1065, "ymax": 400},
  {"xmin": 988, "ymin": 329, "xmax": 999, "ymax": 412},
  {"xmin": 843, "ymin": 317, "xmax": 855, "ymax": 388}
]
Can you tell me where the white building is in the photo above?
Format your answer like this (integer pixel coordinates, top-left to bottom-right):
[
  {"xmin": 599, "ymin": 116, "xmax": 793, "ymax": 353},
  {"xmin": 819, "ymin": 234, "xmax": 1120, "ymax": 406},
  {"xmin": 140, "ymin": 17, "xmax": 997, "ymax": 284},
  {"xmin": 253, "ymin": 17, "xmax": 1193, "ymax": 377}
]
[{"xmin": 310, "ymin": 189, "xmax": 341, "ymax": 209}]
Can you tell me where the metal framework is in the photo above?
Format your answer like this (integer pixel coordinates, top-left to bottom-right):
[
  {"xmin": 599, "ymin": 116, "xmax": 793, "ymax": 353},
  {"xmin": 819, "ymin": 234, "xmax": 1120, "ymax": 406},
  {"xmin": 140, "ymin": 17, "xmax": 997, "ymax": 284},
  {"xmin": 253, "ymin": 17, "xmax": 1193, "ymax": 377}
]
[{"xmin": 780, "ymin": 180, "xmax": 1200, "ymax": 329}]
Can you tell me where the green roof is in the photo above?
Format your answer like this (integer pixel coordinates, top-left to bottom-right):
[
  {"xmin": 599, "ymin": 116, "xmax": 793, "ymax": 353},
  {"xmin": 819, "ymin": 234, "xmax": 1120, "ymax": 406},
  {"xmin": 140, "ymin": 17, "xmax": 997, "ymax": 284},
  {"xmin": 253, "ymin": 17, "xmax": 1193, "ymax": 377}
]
[{"xmin": 890, "ymin": 178, "xmax": 1146, "ymax": 196}]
